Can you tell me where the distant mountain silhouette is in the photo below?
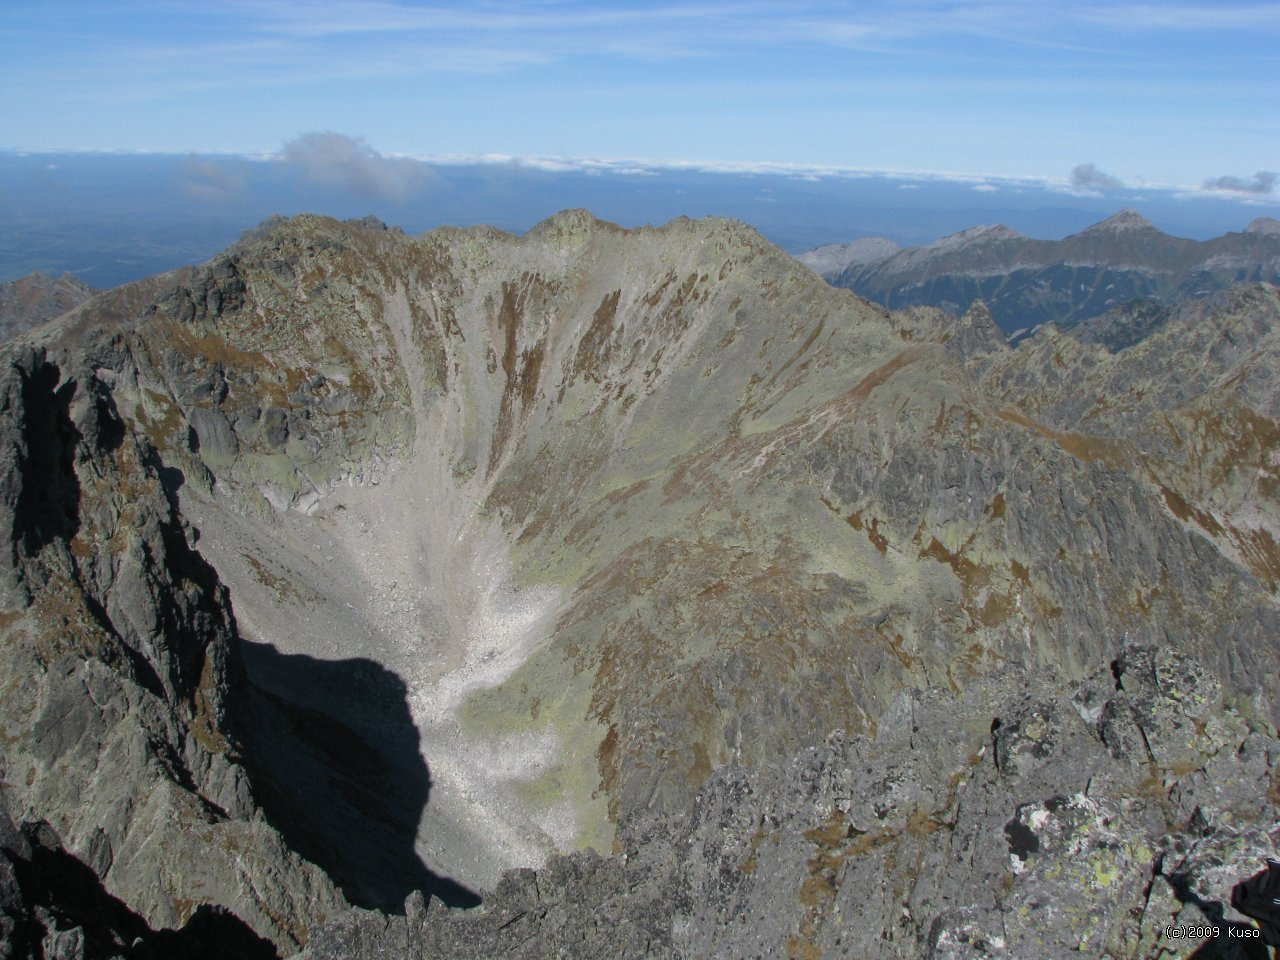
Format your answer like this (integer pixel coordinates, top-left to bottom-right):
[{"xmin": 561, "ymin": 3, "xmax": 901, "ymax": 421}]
[{"xmin": 806, "ymin": 211, "xmax": 1280, "ymax": 339}]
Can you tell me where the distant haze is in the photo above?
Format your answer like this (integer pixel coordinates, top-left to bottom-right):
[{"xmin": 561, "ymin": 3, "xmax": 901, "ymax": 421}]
[{"xmin": 3, "ymin": 150, "xmax": 1279, "ymax": 289}]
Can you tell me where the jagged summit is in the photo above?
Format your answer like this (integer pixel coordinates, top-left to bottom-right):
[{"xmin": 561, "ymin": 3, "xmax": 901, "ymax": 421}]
[
  {"xmin": 1076, "ymin": 208, "xmax": 1156, "ymax": 235},
  {"xmin": 930, "ymin": 222, "xmax": 1024, "ymax": 250},
  {"xmin": 1246, "ymin": 216, "xmax": 1280, "ymax": 235}
]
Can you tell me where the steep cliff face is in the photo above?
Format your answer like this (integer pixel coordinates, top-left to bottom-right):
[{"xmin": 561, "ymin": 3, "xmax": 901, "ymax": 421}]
[
  {"xmin": 1, "ymin": 212, "xmax": 1277, "ymax": 958},
  {"xmin": 0, "ymin": 301, "xmax": 345, "ymax": 952}
]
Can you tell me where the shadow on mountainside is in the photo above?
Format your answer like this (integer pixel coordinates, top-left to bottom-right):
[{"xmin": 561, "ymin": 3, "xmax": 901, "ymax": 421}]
[
  {"xmin": 2, "ymin": 811, "xmax": 277, "ymax": 960},
  {"xmin": 1165, "ymin": 870, "xmax": 1271, "ymax": 960},
  {"xmin": 235, "ymin": 639, "xmax": 480, "ymax": 913},
  {"xmin": 140, "ymin": 448, "xmax": 477, "ymax": 915}
]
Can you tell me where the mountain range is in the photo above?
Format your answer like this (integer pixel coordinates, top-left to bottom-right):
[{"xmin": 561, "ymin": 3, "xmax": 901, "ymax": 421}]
[
  {"xmin": 0, "ymin": 211, "xmax": 1278, "ymax": 958},
  {"xmin": 802, "ymin": 210, "xmax": 1280, "ymax": 340}
]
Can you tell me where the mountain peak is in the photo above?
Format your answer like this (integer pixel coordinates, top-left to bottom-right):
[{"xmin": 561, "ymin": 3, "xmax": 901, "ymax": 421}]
[
  {"xmin": 929, "ymin": 223, "xmax": 1023, "ymax": 252},
  {"xmin": 795, "ymin": 236, "xmax": 900, "ymax": 276},
  {"xmin": 1082, "ymin": 209, "xmax": 1155, "ymax": 234},
  {"xmin": 1245, "ymin": 217, "xmax": 1280, "ymax": 236}
]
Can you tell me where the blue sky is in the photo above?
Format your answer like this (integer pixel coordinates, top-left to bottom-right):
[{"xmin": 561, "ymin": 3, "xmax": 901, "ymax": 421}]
[{"xmin": 1, "ymin": 1, "xmax": 1277, "ymax": 191}]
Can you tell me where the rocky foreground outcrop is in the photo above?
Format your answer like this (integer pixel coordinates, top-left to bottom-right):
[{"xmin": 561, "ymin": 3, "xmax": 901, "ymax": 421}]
[{"xmin": 0, "ymin": 211, "xmax": 1277, "ymax": 958}]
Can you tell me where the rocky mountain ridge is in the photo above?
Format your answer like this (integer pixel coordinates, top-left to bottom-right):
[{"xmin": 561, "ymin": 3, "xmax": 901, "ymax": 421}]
[
  {"xmin": 0, "ymin": 272, "xmax": 94, "ymax": 343},
  {"xmin": 794, "ymin": 236, "xmax": 901, "ymax": 276},
  {"xmin": 807, "ymin": 211, "xmax": 1280, "ymax": 339},
  {"xmin": 0, "ymin": 211, "xmax": 1277, "ymax": 958}
]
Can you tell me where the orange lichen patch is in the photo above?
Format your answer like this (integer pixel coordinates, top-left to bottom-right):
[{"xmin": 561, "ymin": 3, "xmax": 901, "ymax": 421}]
[
  {"xmin": 819, "ymin": 498, "xmax": 888, "ymax": 554},
  {"xmin": 28, "ymin": 574, "xmax": 111, "ymax": 664},
  {"xmin": 600, "ymin": 477, "xmax": 652, "ymax": 508},
  {"xmin": 973, "ymin": 589, "xmax": 1016, "ymax": 629},
  {"xmin": 242, "ymin": 552, "xmax": 318, "ymax": 605},
  {"xmin": 765, "ymin": 317, "xmax": 827, "ymax": 388},
  {"xmin": 1184, "ymin": 404, "xmax": 1280, "ymax": 495},
  {"xmin": 689, "ymin": 740, "xmax": 713, "ymax": 788},
  {"xmin": 189, "ymin": 650, "xmax": 230, "ymax": 755},
  {"xmin": 866, "ymin": 518, "xmax": 888, "ymax": 554},
  {"xmin": 949, "ymin": 642, "xmax": 1001, "ymax": 682},
  {"xmin": 136, "ymin": 388, "xmax": 185, "ymax": 443},
  {"xmin": 905, "ymin": 810, "xmax": 947, "ymax": 837},
  {"xmin": 919, "ymin": 538, "xmax": 989, "ymax": 590},
  {"xmin": 988, "ymin": 492, "xmax": 1006, "ymax": 519},
  {"xmin": 160, "ymin": 323, "xmax": 271, "ymax": 370},
  {"xmin": 571, "ymin": 289, "xmax": 622, "ymax": 384},
  {"xmin": 1035, "ymin": 596, "xmax": 1063, "ymax": 619},
  {"xmin": 739, "ymin": 821, "xmax": 766, "ymax": 875},
  {"xmin": 790, "ymin": 811, "xmax": 900, "ymax": 959},
  {"xmin": 488, "ymin": 272, "xmax": 557, "ymax": 475},
  {"xmin": 845, "ymin": 346, "xmax": 927, "ymax": 405},
  {"xmin": 1232, "ymin": 525, "xmax": 1280, "ymax": 591},
  {"xmin": 997, "ymin": 407, "xmax": 1130, "ymax": 467},
  {"xmin": 1160, "ymin": 486, "xmax": 1225, "ymax": 537},
  {"xmin": 594, "ymin": 724, "xmax": 620, "ymax": 820}
]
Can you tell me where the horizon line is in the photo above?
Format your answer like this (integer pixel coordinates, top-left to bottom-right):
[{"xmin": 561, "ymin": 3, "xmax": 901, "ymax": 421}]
[{"xmin": 6, "ymin": 145, "xmax": 1279, "ymax": 203}]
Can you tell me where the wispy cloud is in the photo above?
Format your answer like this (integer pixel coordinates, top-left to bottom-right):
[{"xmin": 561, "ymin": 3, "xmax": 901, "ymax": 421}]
[
  {"xmin": 424, "ymin": 152, "xmax": 1065, "ymax": 189},
  {"xmin": 180, "ymin": 155, "xmax": 246, "ymax": 202},
  {"xmin": 1072, "ymin": 3, "xmax": 1280, "ymax": 31},
  {"xmin": 280, "ymin": 132, "xmax": 431, "ymax": 201},
  {"xmin": 1071, "ymin": 163, "xmax": 1124, "ymax": 190},
  {"xmin": 1202, "ymin": 171, "xmax": 1276, "ymax": 194},
  {"xmin": 156, "ymin": 0, "xmax": 1268, "ymax": 75}
]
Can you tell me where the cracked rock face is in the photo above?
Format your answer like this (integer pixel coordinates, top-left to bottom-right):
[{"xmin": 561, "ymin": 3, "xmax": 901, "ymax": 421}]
[{"xmin": 0, "ymin": 211, "xmax": 1276, "ymax": 958}]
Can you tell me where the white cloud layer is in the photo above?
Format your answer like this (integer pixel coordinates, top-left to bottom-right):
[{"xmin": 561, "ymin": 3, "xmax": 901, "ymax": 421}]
[
  {"xmin": 280, "ymin": 132, "xmax": 431, "ymax": 201},
  {"xmin": 1071, "ymin": 163, "xmax": 1124, "ymax": 190},
  {"xmin": 179, "ymin": 154, "xmax": 246, "ymax": 202},
  {"xmin": 1202, "ymin": 171, "xmax": 1276, "ymax": 194}
]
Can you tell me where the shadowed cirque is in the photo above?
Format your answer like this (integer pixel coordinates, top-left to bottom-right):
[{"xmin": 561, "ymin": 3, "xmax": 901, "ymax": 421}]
[{"xmin": 234, "ymin": 639, "xmax": 480, "ymax": 913}]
